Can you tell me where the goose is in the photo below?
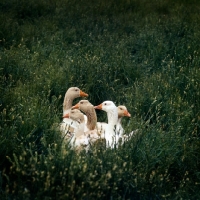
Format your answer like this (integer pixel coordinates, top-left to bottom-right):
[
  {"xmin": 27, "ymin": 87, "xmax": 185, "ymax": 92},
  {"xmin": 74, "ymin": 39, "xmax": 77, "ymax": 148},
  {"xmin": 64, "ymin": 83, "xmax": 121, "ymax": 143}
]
[
  {"xmin": 60, "ymin": 87, "xmax": 88, "ymax": 137},
  {"xmin": 117, "ymin": 105, "xmax": 131, "ymax": 137},
  {"xmin": 117, "ymin": 106, "xmax": 139, "ymax": 144},
  {"xmin": 72, "ymin": 100, "xmax": 100, "ymax": 143},
  {"xmin": 95, "ymin": 105, "xmax": 131, "ymax": 138},
  {"xmin": 62, "ymin": 109, "xmax": 89, "ymax": 150},
  {"xmin": 94, "ymin": 101, "xmax": 119, "ymax": 148}
]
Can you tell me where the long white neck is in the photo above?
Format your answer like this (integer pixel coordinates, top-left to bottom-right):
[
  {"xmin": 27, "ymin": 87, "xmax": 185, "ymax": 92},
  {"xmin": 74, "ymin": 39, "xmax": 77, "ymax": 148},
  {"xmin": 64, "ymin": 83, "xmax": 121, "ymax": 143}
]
[
  {"xmin": 104, "ymin": 107, "xmax": 118, "ymax": 137},
  {"xmin": 107, "ymin": 108, "xmax": 118, "ymax": 127}
]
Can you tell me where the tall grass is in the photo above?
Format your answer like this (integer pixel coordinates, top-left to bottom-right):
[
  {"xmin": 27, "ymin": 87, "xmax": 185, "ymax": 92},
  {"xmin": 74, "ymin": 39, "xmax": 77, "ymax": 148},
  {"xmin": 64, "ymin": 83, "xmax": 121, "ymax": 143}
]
[{"xmin": 0, "ymin": 0, "xmax": 200, "ymax": 199}]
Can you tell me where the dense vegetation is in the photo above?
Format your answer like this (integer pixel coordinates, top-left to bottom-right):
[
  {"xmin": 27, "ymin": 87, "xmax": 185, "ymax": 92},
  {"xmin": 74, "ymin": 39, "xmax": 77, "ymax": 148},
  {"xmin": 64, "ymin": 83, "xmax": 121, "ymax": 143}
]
[{"xmin": 0, "ymin": 0, "xmax": 200, "ymax": 199}]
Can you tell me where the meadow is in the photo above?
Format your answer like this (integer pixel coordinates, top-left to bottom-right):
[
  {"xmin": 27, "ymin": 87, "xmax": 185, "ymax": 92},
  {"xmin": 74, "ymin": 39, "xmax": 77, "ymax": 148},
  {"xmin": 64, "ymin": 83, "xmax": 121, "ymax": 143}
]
[{"xmin": 0, "ymin": 0, "xmax": 200, "ymax": 199}]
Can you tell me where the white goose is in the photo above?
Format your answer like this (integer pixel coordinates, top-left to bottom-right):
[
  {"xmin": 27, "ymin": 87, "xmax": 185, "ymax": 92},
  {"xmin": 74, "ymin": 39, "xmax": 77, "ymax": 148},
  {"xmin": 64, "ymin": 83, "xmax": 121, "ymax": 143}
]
[
  {"xmin": 72, "ymin": 100, "xmax": 100, "ymax": 144},
  {"xmin": 60, "ymin": 87, "xmax": 88, "ymax": 137},
  {"xmin": 95, "ymin": 105, "xmax": 131, "ymax": 136},
  {"xmin": 62, "ymin": 109, "xmax": 89, "ymax": 150},
  {"xmin": 94, "ymin": 101, "xmax": 119, "ymax": 148}
]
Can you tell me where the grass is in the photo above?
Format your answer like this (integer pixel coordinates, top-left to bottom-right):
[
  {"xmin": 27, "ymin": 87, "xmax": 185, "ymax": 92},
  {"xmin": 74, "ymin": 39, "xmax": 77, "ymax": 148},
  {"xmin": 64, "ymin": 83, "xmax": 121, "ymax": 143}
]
[{"xmin": 0, "ymin": 0, "xmax": 200, "ymax": 199}]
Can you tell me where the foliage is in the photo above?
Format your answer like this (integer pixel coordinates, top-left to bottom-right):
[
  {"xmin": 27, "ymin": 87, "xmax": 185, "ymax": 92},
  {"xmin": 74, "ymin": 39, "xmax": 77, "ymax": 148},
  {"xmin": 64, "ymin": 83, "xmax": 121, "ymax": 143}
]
[{"xmin": 0, "ymin": 0, "xmax": 200, "ymax": 199}]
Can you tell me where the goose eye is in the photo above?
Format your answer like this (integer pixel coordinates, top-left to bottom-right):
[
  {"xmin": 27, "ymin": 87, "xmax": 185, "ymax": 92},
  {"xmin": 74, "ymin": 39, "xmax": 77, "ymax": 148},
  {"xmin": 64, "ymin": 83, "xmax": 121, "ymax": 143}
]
[{"xmin": 104, "ymin": 103, "xmax": 107, "ymax": 105}]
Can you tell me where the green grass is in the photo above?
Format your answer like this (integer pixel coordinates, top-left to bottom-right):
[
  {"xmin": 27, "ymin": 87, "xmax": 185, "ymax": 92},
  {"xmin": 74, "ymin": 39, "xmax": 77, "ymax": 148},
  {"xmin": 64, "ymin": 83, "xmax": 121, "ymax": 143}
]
[{"xmin": 0, "ymin": 0, "xmax": 200, "ymax": 199}]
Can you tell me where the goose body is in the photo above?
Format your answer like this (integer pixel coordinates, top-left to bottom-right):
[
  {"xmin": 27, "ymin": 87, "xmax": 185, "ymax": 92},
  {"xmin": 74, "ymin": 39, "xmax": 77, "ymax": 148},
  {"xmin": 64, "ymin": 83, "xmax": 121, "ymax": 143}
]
[
  {"xmin": 63, "ymin": 109, "xmax": 89, "ymax": 149},
  {"xmin": 60, "ymin": 87, "xmax": 88, "ymax": 136},
  {"xmin": 94, "ymin": 101, "xmax": 119, "ymax": 148},
  {"xmin": 72, "ymin": 100, "xmax": 100, "ymax": 143}
]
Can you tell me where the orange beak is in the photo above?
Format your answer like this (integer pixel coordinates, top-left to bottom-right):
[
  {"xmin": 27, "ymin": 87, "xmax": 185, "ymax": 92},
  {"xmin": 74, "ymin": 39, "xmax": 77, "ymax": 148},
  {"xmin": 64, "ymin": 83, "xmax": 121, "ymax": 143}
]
[
  {"xmin": 72, "ymin": 103, "xmax": 80, "ymax": 110},
  {"xmin": 124, "ymin": 110, "xmax": 131, "ymax": 117},
  {"xmin": 63, "ymin": 113, "xmax": 70, "ymax": 118},
  {"xmin": 80, "ymin": 90, "xmax": 88, "ymax": 97},
  {"xmin": 94, "ymin": 104, "xmax": 103, "ymax": 110}
]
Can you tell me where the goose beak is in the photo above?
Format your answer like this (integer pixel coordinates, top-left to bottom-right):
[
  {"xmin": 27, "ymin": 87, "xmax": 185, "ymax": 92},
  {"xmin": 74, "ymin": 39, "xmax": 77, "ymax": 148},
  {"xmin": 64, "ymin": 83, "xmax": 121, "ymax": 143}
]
[
  {"xmin": 80, "ymin": 90, "xmax": 88, "ymax": 97},
  {"xmin": 72, "ymin": 103, "xmax": 80, "ymax": 110},
  {"xmin": 63, "ymin": 113, "xmax": 70, "ymax": 118},
  {"xmin": 124, "ymin": 110, "xmax": 131, "ymax": 117},
  {"xmin": 94, "ymin": 104, "xmax": 103, "ymax": 110}
]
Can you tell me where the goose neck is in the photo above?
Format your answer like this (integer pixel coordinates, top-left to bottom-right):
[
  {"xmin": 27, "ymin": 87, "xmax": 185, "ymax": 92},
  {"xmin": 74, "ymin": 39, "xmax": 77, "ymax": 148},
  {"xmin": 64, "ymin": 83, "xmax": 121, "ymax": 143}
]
[
  {"xmin": 117, "ymin": 117, "xmax": 122, "ymax": 124},
  {"xmin": 86, "ymin": 107, "xmax": 97, "ymax": 130},
  {"xmin": 107, "ymin": 108, "xmax": 118, "ymax": 126},
  {"xmin": 63, "ymin": 98, "xmax": 73, "ymax": 114}
]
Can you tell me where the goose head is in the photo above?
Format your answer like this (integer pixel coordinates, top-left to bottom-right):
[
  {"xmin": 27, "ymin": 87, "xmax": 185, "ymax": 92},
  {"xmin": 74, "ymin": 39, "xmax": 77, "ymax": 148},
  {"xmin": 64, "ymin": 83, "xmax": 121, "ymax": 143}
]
[
  {"xmin": 118, "ymin": 105, "xmax": 131, "ymax": 118},
  {"xmin": 71, "ymin": 100, "xmax": 93, "ymax": 113},
  {"xmin": 63, "ymin": 109, "xmax": 85, "ymax": 124},
  {"xmin": 72, "ymin": 100, "xmax": 97, "ymax": 130},
  {"xmin": 66, "ymin": 87, "xmax": 88, "ymax": 99},
  {"xmin": 94, "ymin": 101, "xmax": 116, "ymax": 112},
  {"xmin": 94, "ymin": 100, "xmax": 118, "ymax": 127},
  {"xmin": 63, "ymin": 87, "xmax": 88, "ymax": 114}
]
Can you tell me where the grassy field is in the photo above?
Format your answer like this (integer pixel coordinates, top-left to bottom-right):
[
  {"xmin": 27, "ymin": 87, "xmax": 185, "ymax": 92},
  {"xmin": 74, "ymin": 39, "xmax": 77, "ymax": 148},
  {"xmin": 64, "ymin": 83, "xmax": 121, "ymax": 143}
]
[{"xmin": 0, "ymin": 0, "xmax": 200, "ymax": 199}]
